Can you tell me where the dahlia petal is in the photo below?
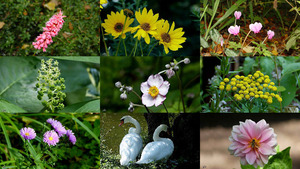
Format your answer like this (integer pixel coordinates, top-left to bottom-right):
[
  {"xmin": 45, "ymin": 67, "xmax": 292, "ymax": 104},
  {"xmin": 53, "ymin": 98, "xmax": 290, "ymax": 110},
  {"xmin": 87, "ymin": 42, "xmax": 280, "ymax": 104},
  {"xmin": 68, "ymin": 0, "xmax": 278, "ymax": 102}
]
[
  {"xmin": 245, "ymin": 151, "xmax": 257, "ymax": 165},
  {"xmin": 259, "ymin": 128, "xmax": 274, "ymax": 142}
]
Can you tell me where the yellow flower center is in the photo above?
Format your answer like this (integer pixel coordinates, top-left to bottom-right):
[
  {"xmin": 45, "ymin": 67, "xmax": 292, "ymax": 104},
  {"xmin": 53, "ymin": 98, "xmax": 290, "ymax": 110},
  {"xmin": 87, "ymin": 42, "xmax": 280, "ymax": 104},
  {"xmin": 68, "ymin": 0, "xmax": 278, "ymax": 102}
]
[
  {"xmin": 114, "ymin": 23, "xmax": 123, "ymax": 32},
  {"xmin": 161, "ymin": 33, "xmax": 171, "ymax": 43},
  {"xmin": 249, "ymin": 138, "xmax": 260, "ymax": 150},
  {"xmin": 141, "ymin": 23, "xmax": 150, "ymax": 31},
  {"xmin": 148, "ymin": 86, "xmax": 159, "ymax": 98},
  {"xmin": 49, "ymin": 136, "xmax": 53, "ymax": 141},
  {"xmin": 25, "ymin": 132, "xmax": 30, "ymax": 136}
]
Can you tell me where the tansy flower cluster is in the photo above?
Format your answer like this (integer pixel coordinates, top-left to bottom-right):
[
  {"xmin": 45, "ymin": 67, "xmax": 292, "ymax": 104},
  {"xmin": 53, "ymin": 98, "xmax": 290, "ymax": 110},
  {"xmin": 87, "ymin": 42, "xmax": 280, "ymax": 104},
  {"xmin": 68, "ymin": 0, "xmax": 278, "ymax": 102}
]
[
  {"xmin": 219, "ymin": 71, "xmax": 282, "ymax": 104},
  {"xmin": 101, "ymin": 8, "xmax": 186, "ymax": 54}
]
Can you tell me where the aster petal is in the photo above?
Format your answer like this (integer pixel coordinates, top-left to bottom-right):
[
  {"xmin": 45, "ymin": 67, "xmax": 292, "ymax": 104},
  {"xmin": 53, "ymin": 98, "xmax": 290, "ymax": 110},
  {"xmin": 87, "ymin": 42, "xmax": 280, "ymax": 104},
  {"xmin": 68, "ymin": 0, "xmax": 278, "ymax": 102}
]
[{"xmin": 142, "ymin": 94, "xmax": 156, "ymax": 107}]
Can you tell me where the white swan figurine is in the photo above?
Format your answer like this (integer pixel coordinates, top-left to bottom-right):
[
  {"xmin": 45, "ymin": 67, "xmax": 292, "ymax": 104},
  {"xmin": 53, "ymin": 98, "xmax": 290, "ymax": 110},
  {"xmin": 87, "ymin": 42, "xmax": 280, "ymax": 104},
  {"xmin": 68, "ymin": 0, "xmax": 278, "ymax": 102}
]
[
  {"xmin": 136, "ymin": 124, "xmax": 174, "ymax": 164},
  {"xmin": 119, "ymin": 115, "xmax": 143, "ymax": 166}
]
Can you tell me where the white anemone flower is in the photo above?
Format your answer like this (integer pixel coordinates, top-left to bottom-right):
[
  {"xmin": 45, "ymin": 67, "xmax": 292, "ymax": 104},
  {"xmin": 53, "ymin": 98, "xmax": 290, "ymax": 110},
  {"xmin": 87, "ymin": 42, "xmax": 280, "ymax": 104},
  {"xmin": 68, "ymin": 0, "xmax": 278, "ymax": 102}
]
[{"xmin": 140, "ymin": 74, "xmax": 170, "ymax": 107}]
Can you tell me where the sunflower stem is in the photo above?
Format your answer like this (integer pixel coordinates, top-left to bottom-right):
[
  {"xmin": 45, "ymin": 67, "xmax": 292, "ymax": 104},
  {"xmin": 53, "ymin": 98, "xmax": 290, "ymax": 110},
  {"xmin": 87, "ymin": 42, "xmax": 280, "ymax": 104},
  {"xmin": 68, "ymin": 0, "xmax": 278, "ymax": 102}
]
[
  {"xmin": 147, "ymin": 42, "xmax": 159, "ymax": 56},
  {"xmin": 100, "ymin": 16, "xmax": 109, "ymax": 56}
]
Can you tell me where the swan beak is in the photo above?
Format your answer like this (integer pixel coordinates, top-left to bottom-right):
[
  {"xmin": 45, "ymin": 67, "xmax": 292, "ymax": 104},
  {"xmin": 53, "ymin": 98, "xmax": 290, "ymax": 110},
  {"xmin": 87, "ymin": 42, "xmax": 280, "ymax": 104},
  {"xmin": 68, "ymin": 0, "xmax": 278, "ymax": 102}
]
[{"xmin": 119, "ymin": 121, "xmax": 124, "ymax": 126}]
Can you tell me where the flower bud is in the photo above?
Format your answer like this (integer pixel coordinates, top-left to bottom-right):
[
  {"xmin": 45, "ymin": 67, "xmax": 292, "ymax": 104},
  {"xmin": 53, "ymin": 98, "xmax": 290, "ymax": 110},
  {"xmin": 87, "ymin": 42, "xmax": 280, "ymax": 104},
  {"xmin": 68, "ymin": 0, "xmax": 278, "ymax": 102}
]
[
  {"xmin": 115, "ymin": 81, "xmax": 122, "ymax": 88},
  {"xmin": 183, "ymin": 58, "xmax": 190, "ymax": 64},
  {"xmin": 120, "ymin": 93, "xmax": 127, "ymax": 100}
]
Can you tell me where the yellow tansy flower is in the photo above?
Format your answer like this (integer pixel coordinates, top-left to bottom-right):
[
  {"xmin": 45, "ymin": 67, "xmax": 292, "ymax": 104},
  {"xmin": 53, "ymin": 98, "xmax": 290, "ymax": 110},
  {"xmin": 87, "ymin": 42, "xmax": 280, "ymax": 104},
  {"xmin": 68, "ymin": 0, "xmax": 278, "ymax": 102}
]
[
  {"xmin": 154, "ymin": 19, "xmax": 186, "ymax": 54},
  {"xmin": 101, "ymin": 10, "xmax": 134, "ymax": 39},
  {"xmin": 131, "ymin": 8, "xmax": 159, "ymax": 44}
]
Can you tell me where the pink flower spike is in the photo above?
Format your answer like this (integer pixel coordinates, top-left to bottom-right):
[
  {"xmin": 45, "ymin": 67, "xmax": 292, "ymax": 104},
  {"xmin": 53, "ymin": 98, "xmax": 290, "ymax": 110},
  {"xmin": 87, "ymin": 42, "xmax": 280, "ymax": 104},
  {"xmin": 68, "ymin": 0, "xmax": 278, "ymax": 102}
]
[
  {"xmin": 234, "ymin": 11, "xmax": 242, "ymax": 20},
  {"xmin": 267, "ymin": 30, "xmax": 275, "ymax": 40},
  {"xmin": 228, "ymin": 25, "xmax": 240, "ymax": 36},
  {"xmin": 249, "ymin": 22, "xmax": 263, "ymax": 34},
  {"xmin": 32, "ymin": 11, "xmax": 66, "ymax": 52},
  {"xmin": 228, "ymin": 119, "xmax": 277, "ymax": 168}
]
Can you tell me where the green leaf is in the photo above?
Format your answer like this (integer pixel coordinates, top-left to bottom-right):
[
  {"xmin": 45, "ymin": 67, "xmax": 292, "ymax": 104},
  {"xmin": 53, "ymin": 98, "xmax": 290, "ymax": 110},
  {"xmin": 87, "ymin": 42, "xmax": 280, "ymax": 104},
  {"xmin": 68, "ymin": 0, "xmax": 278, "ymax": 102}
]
[
  {"xmin": 241, "ymin": 164, "xmax": 256, "ymax": 169},
  {"xmin": 59, "ymin": 99, "xmax": 100, "ymax": 113},
  {"xmin": 50, "ymin": 56, "xmax": 100, "ymax": 64},
  {"xmin": 209, "ymin": 28, "xmax": 221, "ymax": 43},
  {"xmin": 0, "ymin": 99, "xmax": 26, "ymax": 113},
  {"xmin": 225, "ymin": 49, "xmax": 239, "ymax": 56},
  {"xmin": 277, "ymin": 86, "xmax": 286, "ymax": 92},
  {"xmin": 286, "ymin": 36, "xmax": 298, "ymax": 51},
  {"xmin": 282, "ymin": 63, "xmax": 300, "ymax": 78},
  {"xmin": 72, "ymin": 117, "xmax": 100, "ymax": 144},
  {"xmin": 243, "ymin": 57, "xmax": 256, "ymax": 75},
  {"xmin": 280, "ymin": 73, "xmax": 297, "ymax": 107},
  {"xmin": 200, "ymin": 36, "xmax": 209, "ymax": 48},
  {"xmin": 264, "ymin": 147, "xmax": 292, "ymax": 169},
  {"xmin": 260, "ymin": 57, "xmax": 275, "ymax": 77}
]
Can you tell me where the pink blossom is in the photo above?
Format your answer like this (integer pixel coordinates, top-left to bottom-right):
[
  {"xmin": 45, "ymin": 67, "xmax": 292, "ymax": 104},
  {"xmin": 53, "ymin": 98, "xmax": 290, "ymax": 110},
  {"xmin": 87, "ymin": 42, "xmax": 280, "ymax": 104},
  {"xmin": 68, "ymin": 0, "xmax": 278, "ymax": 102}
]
[
  {"xmin": 228, "ymin": 119, "xmax": 277, "ymax": 168},
  {"xmin": 228, "ymin": 25, "xmax": 240, "ymax": 36},
  {"xmin": 267, "ymin": 30, "xmax": 275, "ymax": 40},
  {"xmin": 249, "ymin": 22, "xmax": 262, "ymax": 34},
  {"xmin": 140, "ymin": 74, "xmax": 170, "ymax": 107},
  {"xmin": 32, "ymin": 11, "xmax": 66, "ymax": 52},
  {"xmin": 234, "ymin": 11, "xmax": 242, "ymax": 20}
]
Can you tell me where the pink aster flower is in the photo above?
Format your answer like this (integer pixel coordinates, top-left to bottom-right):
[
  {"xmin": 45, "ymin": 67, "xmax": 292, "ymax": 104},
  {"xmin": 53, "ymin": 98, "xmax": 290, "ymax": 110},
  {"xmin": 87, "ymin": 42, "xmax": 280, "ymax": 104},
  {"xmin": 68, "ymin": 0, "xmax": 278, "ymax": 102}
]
[
  {"xmin": 46, "ymin": 118, "xmax": 67, "ymax": 137},
  {"xmin": 228, "ymin": 119, "xmax": 277, "ymax": 168},
  {"xmin": 32, "ymin": 11, "xmax": 66, "ymax": 52},
  {"xmin": 234, "ymin": 11, "xmax": 242, "ymax": 20},
  {"xmin": 267, "ymin": 30, "xmax": 275, "ymax": 40},
  {"xmin": 43, "ymin": 130, "xmax": 59, "ymax": 146},
  {"xmin": 228, "ymin": 25, "xmax": 240, "ymax": 36},
  {"xmin": 249, "ymin": 22, "xmax": 262, "ymax": 34},
  {"xmin": 66, "ymin": 129, "xmax": 76, "ymax": 145},
  {"xmin": 140, "ymin": 74, "xmax": 170, "ymax": 107},
  {"xmin": 20, "ymin": 127, "xmax": 36, "ymax": 140}
]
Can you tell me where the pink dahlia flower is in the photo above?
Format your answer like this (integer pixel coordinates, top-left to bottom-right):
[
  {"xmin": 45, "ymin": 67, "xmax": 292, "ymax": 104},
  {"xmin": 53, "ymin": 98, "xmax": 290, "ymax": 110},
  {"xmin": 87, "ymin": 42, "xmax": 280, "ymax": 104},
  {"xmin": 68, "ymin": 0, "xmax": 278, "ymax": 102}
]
[
  {"xmin": 228, "ymin": 25, "xmax": 240, "ymax": 36},
  {"xmin": 267, "ymin": 30, "xmax": 275, "ymax": 40},
  {"xmin": 140, "ymin": 74, "xmax": 170, "ymax": 107},
  {"xmin": 32, "ymin": 11, "xmax": 66, "ymax": 52},
  {"xmin": 249, "ymin": 22, "xmax": 262, "ymax": 34},
  {"xmin": 228, "ymin": 119, "xmax": 277, "ymax": 168},
  {"xmin": 20, "ymin": 127, "xmax": 36, "ymax": 140},
  {"xmin": 234, "ymin": 11, "xmax": 242, "ymax": 20}
]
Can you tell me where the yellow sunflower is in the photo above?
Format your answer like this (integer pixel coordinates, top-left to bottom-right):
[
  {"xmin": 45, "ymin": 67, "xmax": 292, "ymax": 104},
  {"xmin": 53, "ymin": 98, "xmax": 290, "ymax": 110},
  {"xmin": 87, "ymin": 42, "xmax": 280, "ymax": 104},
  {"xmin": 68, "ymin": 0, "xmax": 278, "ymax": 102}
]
[
  {"xmin": 101, "ymin": 10, "xmax": 134, "ymax": 39},
  {"xmin": 131, "ymin": 8, "xmax": 159, "ymax": 44},
  {"xmin": 154, "ymin": 20, "xmax": 186, "ymax": 54},
  {"xmin": 100, "ymin": 0, "xmax": 107, "ymax": 10}
]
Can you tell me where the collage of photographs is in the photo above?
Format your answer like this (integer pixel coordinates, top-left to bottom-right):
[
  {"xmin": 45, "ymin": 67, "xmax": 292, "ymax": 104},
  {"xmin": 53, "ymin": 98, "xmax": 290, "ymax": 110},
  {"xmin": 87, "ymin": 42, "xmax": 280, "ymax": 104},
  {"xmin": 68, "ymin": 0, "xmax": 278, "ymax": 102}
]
[
  {"xmin": 0, "ymin": 0, "xmax": 201, "ymax": 169},
  {"xmin": 201, "ymin": 0, "xmax": 300, "ymax": 169}
]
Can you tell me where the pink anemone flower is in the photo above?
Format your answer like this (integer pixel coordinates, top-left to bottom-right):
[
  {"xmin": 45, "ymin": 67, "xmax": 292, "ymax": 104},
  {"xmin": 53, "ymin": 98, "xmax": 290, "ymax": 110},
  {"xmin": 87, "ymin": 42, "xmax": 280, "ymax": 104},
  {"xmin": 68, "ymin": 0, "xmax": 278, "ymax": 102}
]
[
  {"xmin": 228, "ymin": 119, "xmax": 277, "ymax": 168},
  {"xmin": 140, "ymin": 74, "xmax": 170, "ymax": 107}
]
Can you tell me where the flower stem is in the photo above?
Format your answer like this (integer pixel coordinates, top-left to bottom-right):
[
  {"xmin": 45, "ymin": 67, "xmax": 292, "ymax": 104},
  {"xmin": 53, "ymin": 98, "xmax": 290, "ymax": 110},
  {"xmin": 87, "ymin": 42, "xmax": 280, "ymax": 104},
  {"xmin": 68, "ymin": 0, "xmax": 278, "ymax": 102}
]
[
  {"xmin": 115, "ymin": 16, "xmax": 128, "ymax": 56},
  {"xmin": 175, "ymin": 71, "xmax": 186, "ymax": 113},
  {"xmin": 147, "ymin": 42, "xmax": 159, "ymax": 56},
  {"xmin": 163, "ymin": 102, "xmax": 168, "ymax": 113},
  {"xmin": 238, "ymin": 30, "xmax": 251, "ymax": 56},
  {"xmin": 100, "ymin": 16, "xmax": 109, "ymax": 56}
]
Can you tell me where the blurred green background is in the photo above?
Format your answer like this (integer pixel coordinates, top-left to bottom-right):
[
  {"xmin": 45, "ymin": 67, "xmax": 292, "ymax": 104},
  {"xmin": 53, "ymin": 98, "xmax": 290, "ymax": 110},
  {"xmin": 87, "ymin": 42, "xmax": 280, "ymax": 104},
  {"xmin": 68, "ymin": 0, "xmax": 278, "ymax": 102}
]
[{"xmin": 0, "ymin": 0, "xmax": 100, "ymax": 56}]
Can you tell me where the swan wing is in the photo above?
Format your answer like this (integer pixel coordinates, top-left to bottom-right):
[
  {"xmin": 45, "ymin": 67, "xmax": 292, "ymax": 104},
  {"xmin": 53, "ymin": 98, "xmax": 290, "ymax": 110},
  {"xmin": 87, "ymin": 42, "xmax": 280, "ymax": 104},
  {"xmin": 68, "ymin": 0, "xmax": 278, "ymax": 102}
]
[
  {"xmin": 119, "ymin": 133, "xmax": 143, "ymax": 166},
  {"xmin": 136, "ymin": 139, "xmax": 174, "ymax": 164}
]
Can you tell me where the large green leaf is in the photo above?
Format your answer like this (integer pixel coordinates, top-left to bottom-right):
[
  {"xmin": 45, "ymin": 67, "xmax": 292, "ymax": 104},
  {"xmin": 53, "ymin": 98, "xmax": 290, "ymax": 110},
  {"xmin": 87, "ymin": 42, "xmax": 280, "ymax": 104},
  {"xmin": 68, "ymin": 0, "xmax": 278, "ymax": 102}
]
[
  {"xmin": 0, "ymin": 99, "xmax": 26, "ymax": 113},
  {"xmin": 260, "ymin": 57, "xmax": 275, "ymax": 77},
  {"xmin": 50, "ymin": 56, "xmax": 100, "ymax": 64},
  {"xmin": 282, "ymin": 62, "xmax": 300, "ymax": 78},
  {"xmin": 280, "ymin": 73, "xmax": 297, "ymax": 108},
  {"xmin": 264, "ymin": 147, "xmax": 292, "ymax": 169},
  {"xmin": 59, "ymin": 99, "xmax": 100, "ymax": 113},
  {"xmin": 0, "ymin": 57, "xmax": 43, "ymax": 112}
]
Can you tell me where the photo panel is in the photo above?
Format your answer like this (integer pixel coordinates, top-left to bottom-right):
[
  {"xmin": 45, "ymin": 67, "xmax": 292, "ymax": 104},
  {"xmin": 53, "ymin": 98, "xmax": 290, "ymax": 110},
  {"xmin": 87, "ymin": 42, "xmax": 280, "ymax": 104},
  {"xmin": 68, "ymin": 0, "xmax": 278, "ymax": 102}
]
[
  {"xmin": 100, "ymin": 112, "xmax": 200, "ymax": 168},
  {"xmin": 0, "ymin": 112, "xmax": 100, "ymax": 168},
  {"xmin": 200, "ymin": 56, "xmax": 300, "ymax": 113},
  {"xmin": 200, "ymin": 113, "xmax": 300, "ymax": 169},
  {"xmin": 100, "ymin": 56, "xmax": 200, "ymax": 113},
  {"xmin": 0, "ymin": 56, "xmax": 100, "ymax": 113}
]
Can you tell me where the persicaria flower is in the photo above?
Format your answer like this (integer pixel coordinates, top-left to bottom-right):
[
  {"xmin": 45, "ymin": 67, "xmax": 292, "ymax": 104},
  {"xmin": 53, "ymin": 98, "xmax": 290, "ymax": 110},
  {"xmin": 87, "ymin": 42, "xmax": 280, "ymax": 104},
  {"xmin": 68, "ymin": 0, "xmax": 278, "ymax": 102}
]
[
  {"xmin": 32, "ymin": 11, "xmax": 66, "ymax": 52},
  {"xmin": 140, "ymin": 74, "xmax": 170, "ymax": 107},
  {"xmin": 20, "ymin": 127, "xmax": 36, "ymax": 140},
  {"xmin": 228, "ymin": 119, "xmax": 277, "ymax": 168},
  {"xmin": 249, "ymin": 22, "xmax": 262, "ymax": 34},
  {"xmin": 267, "ymin": 30, "xmax": 275, "ymax": 40},
  {"xmin": 234, "ymin": 11, "xmax": 242, "ymax": 20},
  {"xmin": 66, "ymin": 129, "xmax": 76, "ymax": 145},
  {"xmin": 43, "ymin": 130, "xmax": 59, "ymax": 146},
  {"xmin": 228, "ymin": 25, "xmax": 240, "ymax": 36}
]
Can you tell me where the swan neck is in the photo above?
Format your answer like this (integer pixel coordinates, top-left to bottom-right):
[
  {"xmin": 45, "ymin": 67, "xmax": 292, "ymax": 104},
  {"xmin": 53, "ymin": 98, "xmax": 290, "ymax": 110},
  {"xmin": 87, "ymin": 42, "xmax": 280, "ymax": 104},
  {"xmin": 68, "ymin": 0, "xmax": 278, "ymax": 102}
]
[
  {"xmin": 153, "ymin": 126, "xmax": 164, "ymax": 141},
  {"xmin": 130, "ymin": 118, "xmax": 141, "ymax": 134}
]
